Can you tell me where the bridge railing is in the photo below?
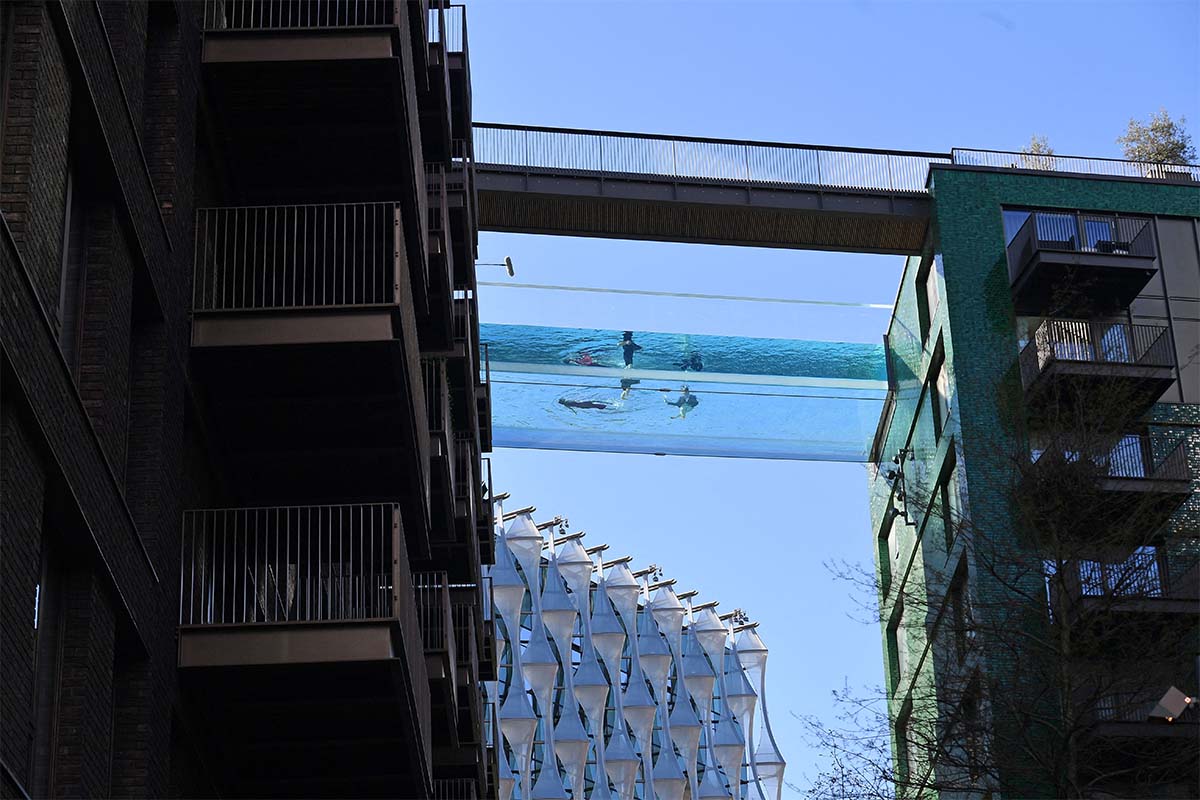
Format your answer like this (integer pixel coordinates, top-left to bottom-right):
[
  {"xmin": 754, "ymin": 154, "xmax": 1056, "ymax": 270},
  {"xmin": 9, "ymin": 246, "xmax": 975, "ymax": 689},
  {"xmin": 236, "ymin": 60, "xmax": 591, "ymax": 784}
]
[
  {"xmin": 951, "ymin": 148, "xmax": 1200, "ymax": 182},
  {"xmin": 473, "ymin": 123, "xmax": 949, "ymax": 193}
]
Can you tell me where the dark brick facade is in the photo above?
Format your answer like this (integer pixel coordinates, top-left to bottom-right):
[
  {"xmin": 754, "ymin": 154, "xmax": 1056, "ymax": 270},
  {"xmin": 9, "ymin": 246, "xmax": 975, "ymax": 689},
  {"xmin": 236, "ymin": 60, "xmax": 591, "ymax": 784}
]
[{"xmin": 0, "ymin": 2, "xmax": 202, "ymax": 797}]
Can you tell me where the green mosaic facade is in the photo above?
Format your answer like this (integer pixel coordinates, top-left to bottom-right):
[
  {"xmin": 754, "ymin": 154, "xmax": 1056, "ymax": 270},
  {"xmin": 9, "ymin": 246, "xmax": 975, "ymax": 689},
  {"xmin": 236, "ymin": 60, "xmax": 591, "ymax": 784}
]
[{"xmin": 869, "ymin": 166, "xmax": 1200, "ymax": 798}]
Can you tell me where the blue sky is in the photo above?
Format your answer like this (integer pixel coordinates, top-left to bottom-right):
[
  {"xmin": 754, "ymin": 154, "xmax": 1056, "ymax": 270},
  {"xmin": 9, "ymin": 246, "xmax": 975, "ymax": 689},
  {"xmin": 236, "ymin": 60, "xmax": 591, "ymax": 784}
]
[{"xmin": 464, "ymin": 0, "xmax": 1199, "ymax": 791}]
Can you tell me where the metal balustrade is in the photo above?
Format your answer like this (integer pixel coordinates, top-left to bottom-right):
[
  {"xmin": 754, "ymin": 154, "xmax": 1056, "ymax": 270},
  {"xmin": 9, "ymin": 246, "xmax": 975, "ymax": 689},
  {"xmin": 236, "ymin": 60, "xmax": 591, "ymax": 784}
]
[
  {"xmin": 1008, "ymin": 211, "xmax": 1156, "ymax": 267},
  {"xmin": 1032, "ymin": 433, "xmax": 1190, "ymax": 482},
  {"xmin": 1019, "ymin": 318, "xmax": 1175, "ymax": 387},
  {"xmin": 427, "ymin": 4, "xmax": 467, "ymax": 53},
  {"xmin": 473, "ymin": 123, "xmax": 950, "ymax": 193},
  {"xmin": 453, "ymin": 431, "xmax": 478, "ymax": 517},
  {"xmin": 451, "ymin": 602, "xmax": 478, "ymax": 670},
  {"xmin": 414, "ymin": 571, "xmax": 456, "ymax": 662},
  {"xmin": 432, "ymin": 778, "xmax": 478, "ymax": 800},
  {"xmin": 193, "ymin": 204, "xmax": 400, "ymax": 312},
  {"xmin": 203, "ymin": 0, "xmax": 398, "ymax": 31},
  {"xmin": 180, "ymin": 504, "xmax": 398, "ymax": 625},
  {"xmin": 953, "ymin": 148, "xmax": 1200, "ymax": 183}
]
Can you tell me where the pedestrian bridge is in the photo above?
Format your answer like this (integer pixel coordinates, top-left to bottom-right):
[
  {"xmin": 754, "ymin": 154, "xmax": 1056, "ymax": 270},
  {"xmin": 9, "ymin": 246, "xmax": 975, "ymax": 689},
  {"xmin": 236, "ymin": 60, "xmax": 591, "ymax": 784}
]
[
  {"xmin": 482, "ymin": 323, "xmax": 888, "ymax": 461},
  {"xmin": 473, "ymin": 123, "xmax": 947, "ymax": 254}
]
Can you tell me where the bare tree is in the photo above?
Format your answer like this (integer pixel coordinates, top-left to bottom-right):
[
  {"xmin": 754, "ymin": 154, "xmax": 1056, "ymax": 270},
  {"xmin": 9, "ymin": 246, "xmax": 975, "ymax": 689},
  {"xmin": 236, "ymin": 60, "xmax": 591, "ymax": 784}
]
[
  {"xmin": 1117, "ymin": 109, "xmax": 1197, "ymax": 165},
  {"xmin": 1020, "ymin": 135, "xmax": 1057, "ymax": 171},
  {"xmin": 800, "ymin": 339, "xmax": 1199, "ymax": 799}
]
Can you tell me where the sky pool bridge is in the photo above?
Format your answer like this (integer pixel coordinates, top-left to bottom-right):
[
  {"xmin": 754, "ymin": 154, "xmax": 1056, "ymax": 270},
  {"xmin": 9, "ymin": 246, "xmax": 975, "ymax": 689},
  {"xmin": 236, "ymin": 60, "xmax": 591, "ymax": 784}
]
[{"xmin": 473, "ymin": 124, "xmax": 1200, "ymax": 459}]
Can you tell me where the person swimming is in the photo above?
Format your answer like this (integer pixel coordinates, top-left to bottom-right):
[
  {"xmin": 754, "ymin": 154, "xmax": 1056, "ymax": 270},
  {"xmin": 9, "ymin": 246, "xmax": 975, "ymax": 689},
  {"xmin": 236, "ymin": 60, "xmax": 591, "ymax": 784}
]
[
  {"xmin": 619, "ymin": 331, "xmax": 642, "ymax": 368},
  {"xmin": 663, "ymin": 385, "xmax": 700, "ymax": 419},
  {"xmin": 558, "ymin": 398, "xmax": 610, "ymax": 412},
  {"xmin": 678, "ymin": 352, "xmax": 704, "ymax": 372},
  {"xmin": 564, "ymin": 349, "xmax": 607, "ymax": 367}
]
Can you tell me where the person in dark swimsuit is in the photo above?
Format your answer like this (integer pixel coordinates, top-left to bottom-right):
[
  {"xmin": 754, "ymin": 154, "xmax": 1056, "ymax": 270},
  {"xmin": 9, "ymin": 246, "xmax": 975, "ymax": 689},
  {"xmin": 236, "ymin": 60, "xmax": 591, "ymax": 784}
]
[
  {"xmin": 678, "ymin": 352, "xmax": 704, "ymax": 372},
  {"xmin": 663, "ymin": 385, "xmax": 700, "ymax": 419},
  {"xmin": 619, "ymin": 331, "xmax": 642, "ymax": 368},
  {"xmin": 620, "ymin": 378, "xmax": 640, "ymax": 400},
  {"xmin": 558, "ymin": 398, "xmax": 609, "ymax": 412}
]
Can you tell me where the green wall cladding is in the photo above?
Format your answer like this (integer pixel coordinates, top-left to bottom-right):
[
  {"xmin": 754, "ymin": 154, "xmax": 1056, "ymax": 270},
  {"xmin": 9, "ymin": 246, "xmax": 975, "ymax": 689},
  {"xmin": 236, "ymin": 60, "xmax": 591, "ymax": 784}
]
[{"xmin": 868, "ymin": 166, "xmax": 1200, "ymax": 794}]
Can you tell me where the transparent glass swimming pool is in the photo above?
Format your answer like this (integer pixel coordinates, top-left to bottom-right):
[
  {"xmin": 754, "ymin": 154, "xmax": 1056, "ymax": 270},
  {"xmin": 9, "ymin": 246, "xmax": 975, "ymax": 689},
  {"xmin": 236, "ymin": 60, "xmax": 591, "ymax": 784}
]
[{"xmin": 484, "ymin": 323, "xmax": 887, "ymax": 461}]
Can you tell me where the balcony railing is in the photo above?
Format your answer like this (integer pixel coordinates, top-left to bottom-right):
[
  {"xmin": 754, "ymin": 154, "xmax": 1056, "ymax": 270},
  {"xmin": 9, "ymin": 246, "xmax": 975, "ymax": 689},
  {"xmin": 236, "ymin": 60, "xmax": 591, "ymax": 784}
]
[
  {"xmin": 193, "ymin": 203, "xmax": 401, "ymax": 312},
  {"xmin": 451, "ymin": 602, "xmax": 478, "ymax": 672},
  {"xmin": 427, "ymin": 4, "xmax": 467, "ymax": 54},
  {"xmin": 433, "ymin": 778, "xmax": 478, "ymax": 800},
  {"xmin": 423, "ymin": 358, "xmax": 450, "ymax": 435},
  {"xmin": 180, "ymin": 504, "xmax": 400, "ymax": 625},
  {"xmin": 1008, "ymin": 211, "xmax": 1156, "ymax": 267},
  {"xmin": 454, "ymin": 431, "xmax": 477, "ymax": 515},
  {"xmin": 203, "ymin": 0, "xmax": 399, "ymax": 31},
  {"xmin": 952, "ymin": 148, "xmax": 1200, "ymax": 183},
  {"xmin": 473, "ymin": 123, "xmax": 950, "ymax": 193},
  {"xmin": 1061, "ymin": 548, "xmax": 1200, "ymax": 601},
  {"xmin": 1031, "ymin": 433, "xmax": 1190, "ymax": 482},
  {"xmin": 1019, "ymin": 319, "xmax": 1175, "ymax": 387},
  {"xmin": 414, "ymin": 571, "xmax": 456, "ymax": 663}
]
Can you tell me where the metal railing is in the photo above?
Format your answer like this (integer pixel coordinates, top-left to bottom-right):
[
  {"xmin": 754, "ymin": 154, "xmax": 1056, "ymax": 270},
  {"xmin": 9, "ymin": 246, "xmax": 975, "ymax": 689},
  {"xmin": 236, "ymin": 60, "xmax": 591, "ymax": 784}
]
[
  {"xmin": 414, "ymin": 571, "xmax": 456, "ymax": 662},
  {"xmin": 952, "ymin": 148, "xmax": 1200, "ymax": 183},
  {"xmin": 179, "ymin": 503, "xmax": 398, "ymax": 625},
  {"xmin": 1007, "ymin": 211, "xmax": 1156, "ymax": 267},
  {"xmin": 1032, "ymin": 433, "xmax": 1190, "ymax": 482},
  {"xmin": 427, "ymin": 4, "xmax": 467, "ymax": 54},
  {"xmin": 451, "ymin": 602, "xmax": 478, "ymax": 670},
  {"xmin": 453, "ymin": 431, "xmax": 477, "ymax": 518},
  {"xmin": 422, "ymin": 358, "xmax": 450, "ymax": 435},
  {"xmin": 1019, "ymin": 319, "xmax": 1175, "ymax": 387},
  {"xmin": 193, "ymin": 203, "xmax": 400, "ymax": 312},
  {"xmin": 433, "ymin": 779, "xmax": 478, "ymax": 800},
  {"xmin": 203, "ymin": 0, "xmax": 398, "ymax": 31},
  {"xmin": 472, "ymin": 123, "xmax": 950, "ymax": 193}
]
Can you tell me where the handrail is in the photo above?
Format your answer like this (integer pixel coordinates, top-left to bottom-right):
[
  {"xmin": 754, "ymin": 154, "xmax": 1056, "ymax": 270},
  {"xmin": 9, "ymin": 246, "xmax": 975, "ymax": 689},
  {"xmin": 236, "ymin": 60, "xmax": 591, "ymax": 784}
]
[
  {"xmin": 952, "ymin": 148, "xmax": 1200, "ymax": 182},
  {"xmin": 1007, "ymin": 211, "xmax": 1156, "ymax": 263},
  {"xmin": 179, "ymin": 504, "xmax": 400, "ymax": 625},
  {"xmin": 1019, "ymin": 318, "xmax": 1175, "ymax": 388},
  {"xmin": 193, "ymin": 203, "xmax": 400, "ymax": 311},
  {"xmin": 202, "ymin": 0, "xmax": 399, "ymax": 31},
  {"xmin": 473, "ymin": 122, "xmax": 949, "ymax": 159},
  {"xmin": 473, "ymin": 123, "xmax": 949, "ymax": 193},
  {"xmin": 1031, "ymin": 433, "xmax": 1190, "ymax": 482}
]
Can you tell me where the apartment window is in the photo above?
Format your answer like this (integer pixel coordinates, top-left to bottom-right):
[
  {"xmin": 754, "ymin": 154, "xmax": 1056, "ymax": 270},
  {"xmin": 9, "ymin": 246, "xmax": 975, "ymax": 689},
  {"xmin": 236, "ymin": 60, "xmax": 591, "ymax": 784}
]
[
  {"xmin": 929, "ymin": 343, "xmax": 951, "ymax": 439},
  {"xmin": 961, "ymin": 679, "xmax": 984, "ymax": 780},
  {"xmin": 940, "ymin": 457, "xmax": 959, "ymax": 550},
  {"xmin": 895, "ymin": 702, "xmax": 913, "ymax": 784},
  {"xmin": 58, "ymin": 161, "xmax": 89, "ymax": 374},
  {"xmin": 878, "ymin": 509, "xmax": 896, "ymax": 596},
  {"xmin": 31, "ymin": 526, "xmax": 65, "ymax": 796},
  {"xmin": 917, "ymin": 257, "xmax": 940, "ymax": 342},
  {"xmin": 948, "ymin": 566, "xmax": 971, "ymax": 663}
]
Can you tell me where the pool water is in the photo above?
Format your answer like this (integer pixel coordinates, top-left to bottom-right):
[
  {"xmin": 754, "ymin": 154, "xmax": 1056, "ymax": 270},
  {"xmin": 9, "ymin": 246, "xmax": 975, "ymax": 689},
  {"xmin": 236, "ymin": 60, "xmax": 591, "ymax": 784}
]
[{"xmin": 483, "ymin": 323, "xmax": 888, "ymax": 461}]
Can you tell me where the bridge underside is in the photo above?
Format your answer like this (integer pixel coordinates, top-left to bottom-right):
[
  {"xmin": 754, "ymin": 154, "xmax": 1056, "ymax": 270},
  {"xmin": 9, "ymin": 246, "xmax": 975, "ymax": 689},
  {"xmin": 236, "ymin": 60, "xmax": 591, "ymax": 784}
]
[
  {"xmin": 476, "ymin": 167, "xmax": 931, "ymax": 254},
  {"xmin": 483, "ymin": 323, "xmax": 887, "ymax": 461}
]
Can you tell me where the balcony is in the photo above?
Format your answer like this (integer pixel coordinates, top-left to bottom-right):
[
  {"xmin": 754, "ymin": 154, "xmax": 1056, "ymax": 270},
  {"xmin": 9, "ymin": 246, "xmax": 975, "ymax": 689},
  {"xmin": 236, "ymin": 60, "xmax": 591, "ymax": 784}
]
[
  {"xmin": 190, "ymin": 204, "xmax": 429, "ymax": 548},
  {"xmin": 448, "ymin": 139, "xmax": 479, "ymax": 283},
  {"xmin": 478, "ymin": 457, "xmax": 495, "ymax": 567},
  {"xmin": 1051, "ymin": 548, "xmax": 1200, "ymax": 620},
  {"xmin": 200, "ymin": 0, "xmax": 423, "ymax": 203},
  {"xmin": 177, "ymin": 504, "xmax": 432, "ymax": 797},
  {"xmin": 451, "ymin": 602, "xmax": 483, "ymax": 743},
  {"xmin": 1019, "ymin": 318, "xmax": 1176, "ymax": 422},
  {"xmin": 424, "ymin": 357, "xmax": 456, "ymax": 539},
  {"xmin": 478, "ymin": 574, "xmax": 496, "ymax": 680},
  {"xmin": 1007, "ymin": 212, "xmax": 1158, "ymax": 315},
  {"xmin": 1026, "ymin": 433, "xmax": 1192, "ymax": 540},
  {"xmin": 415, "ymin": 571, "xmax": 459, "ymax": 743},
  {"xmin": 424, "ymin": 165, "xmax": 456, "ymax": 349}
]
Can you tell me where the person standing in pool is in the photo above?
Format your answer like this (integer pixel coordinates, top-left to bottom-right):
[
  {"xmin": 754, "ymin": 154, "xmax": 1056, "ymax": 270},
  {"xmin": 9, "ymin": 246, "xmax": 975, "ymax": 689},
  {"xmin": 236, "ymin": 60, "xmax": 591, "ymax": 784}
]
[
  {"xmin": 619, "ymin": 378, "xmax": 640, "ymax": 400},
  {"xmin": 618, "ymin": 331, "xmax": 642, "ymax": 369},
  {"xmin": 663, "ymin": 385, "xmax": 699, "ymax": 419}
]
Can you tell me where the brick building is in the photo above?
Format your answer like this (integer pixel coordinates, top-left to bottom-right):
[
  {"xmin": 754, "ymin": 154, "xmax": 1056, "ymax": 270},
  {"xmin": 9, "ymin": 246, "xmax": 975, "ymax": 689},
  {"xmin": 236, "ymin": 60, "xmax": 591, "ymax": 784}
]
[
  {"xmin": 0, "ymin": 2, "xmax": 494, "ymax": 797},
  {"xmin": 870, "ymin": 164, "xmax": 1200, "ymax": 797}
]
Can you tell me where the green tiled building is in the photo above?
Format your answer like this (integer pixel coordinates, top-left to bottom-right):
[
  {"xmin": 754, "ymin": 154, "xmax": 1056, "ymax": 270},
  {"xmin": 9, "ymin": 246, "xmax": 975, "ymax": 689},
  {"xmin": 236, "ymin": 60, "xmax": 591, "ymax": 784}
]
[{"xmin": 869, "ymin": 164, "xmax": 1200, "ymax": 798}]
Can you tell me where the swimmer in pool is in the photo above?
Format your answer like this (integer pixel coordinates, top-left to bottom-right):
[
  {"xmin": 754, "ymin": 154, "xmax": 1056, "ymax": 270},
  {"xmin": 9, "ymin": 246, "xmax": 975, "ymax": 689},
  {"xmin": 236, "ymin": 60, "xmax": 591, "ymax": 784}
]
[
  {"xmin": 678, "ymin": 352, "xmax": 704, "ymax": 372},
  {"xmin": 620, "ymin": 378, "xmax": 640, "ymax": 400},
  {"xmin": 618, "ymin": 331, "xmax": 642, "ymax": 369},
  {"xmin": 558, "ymin": 398, "xmax": 610, "ymax": 413},
  {"xmin": 564, "ymin": 349, "xmax": 607, "ymax": 367},
  {"xmin": 663, "ymin": 385, "xmax": 700, "ymax": 419}
]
